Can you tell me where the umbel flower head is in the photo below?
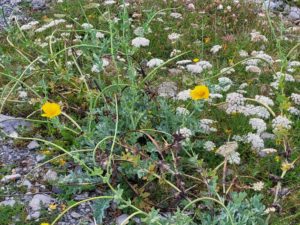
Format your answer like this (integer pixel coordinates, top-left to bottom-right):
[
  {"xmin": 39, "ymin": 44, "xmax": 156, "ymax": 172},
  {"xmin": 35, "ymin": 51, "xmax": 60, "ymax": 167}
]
[
  {"xmin": 41, "ymin": 102, "xmax": 62, "ymax": 118},
  {"xmin": 190, "ymin": 85, "xmax": 210, "ymax": 100}
]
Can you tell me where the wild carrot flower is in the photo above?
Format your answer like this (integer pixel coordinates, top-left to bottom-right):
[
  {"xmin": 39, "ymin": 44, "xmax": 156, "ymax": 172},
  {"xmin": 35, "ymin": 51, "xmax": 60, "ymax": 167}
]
[
  {"xmin": 41, "ymin": 102, "xmax": 62, "ymax": 118},
  {"xmin": 190, "ymin": 85, "xmax": 210, "ymax": 100}
]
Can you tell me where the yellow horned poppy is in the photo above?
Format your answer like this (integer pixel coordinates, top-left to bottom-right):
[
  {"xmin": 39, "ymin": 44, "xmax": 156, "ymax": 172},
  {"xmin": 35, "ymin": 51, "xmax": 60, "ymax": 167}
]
[
  {"xmin": 41, "ymin": 102, "xmax": 62, "ymax": 118},
  {"xmin": 190, "ymin": 85, "xmax": 210, "ymax": 100}
]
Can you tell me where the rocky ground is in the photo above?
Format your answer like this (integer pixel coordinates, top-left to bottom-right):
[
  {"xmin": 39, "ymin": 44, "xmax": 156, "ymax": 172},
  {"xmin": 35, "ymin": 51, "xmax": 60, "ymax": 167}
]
[
  {"xmin": 0, "ymin": 0, "xmax": 51, "ymax": 30},
  {"xmin": 0, "ymin": 0, "xmax": 299, "ymax": 30},
  {"xmin": 0, "ymin": 0, "xmax": 299, "ymax": 225},
  {"xmin": 0, "ymin": 114, "xmax": 100, "ymax": 224}
]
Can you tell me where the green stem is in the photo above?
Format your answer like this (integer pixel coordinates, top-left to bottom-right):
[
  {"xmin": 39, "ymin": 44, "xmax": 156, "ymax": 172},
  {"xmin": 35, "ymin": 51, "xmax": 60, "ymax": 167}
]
[
  {"xmin": 106, "ymin": 95, "xmax": 119, "ymax": 176},
  {"xmin": 51, "ymin": 196, "xmax": 114, "ymax": 225},
  {"xmin": 183, "ymin": 197, "xmax": 235, "ymax": 225},
  {"xmin": 92, "ymin": 136, "xmax": 114, "ymax": 165},
  {"xmin": 245, "ymin": 98, "xmax": 276, "ymax": 117},
  {"xmin": 61, "ymin": 112, "xmax": 82, "ymax": 131}
]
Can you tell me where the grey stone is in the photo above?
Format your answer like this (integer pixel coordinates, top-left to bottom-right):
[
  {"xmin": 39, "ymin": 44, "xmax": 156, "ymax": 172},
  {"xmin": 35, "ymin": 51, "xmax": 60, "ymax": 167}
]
[
  {"xmin": 27, "ymin": 141, "xmax": 40, "ymax": 150},
  {"xmin": 26, "ymin": 211, "xmax": 41, "ymax": 220},
  {"xmin": 36, "ymin": 154, "xmax": 46, "ymax": 162},
  {"xmin": 0, "ymin": 114, "xmax": 31, "ymax": 135},
  {"xmin": 1, "ymin": 174, "xmax": 21, "ymax": 183},
  {"xmin": 70, "ymin": 211, "xmax": 82, "ymax": 219},
  {"xmin": 44, "ymin": 170, "xmax": 58, "ymax": 182},
  {"xmin": 0, "ymin": 199, "xmax": 16, "ymax": 206},
  {"xmin": 288, "ymin": 7, "xmax": 300, "ymax": 21},
  {"xmin": 263, "ymin": 0, "xmax": 284, "ymax": 11},
  {"xmin": 116, "ymin": 214, "xmax": 129, "ymax": 225},
  {"xmin": 31, "ymin": 0, "xmax": 46, "ymax": 10},
  {"xmin": 21, "ymin": 179, "xmax": 33, "ymax": 189},
  {"xmin": 29, "ymin": 194, "xmax": 53, "ymax": 211}
]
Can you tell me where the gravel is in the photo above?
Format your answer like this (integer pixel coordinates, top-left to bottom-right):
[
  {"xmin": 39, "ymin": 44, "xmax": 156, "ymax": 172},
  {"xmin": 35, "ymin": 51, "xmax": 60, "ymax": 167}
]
[{"xmin": 0, "ymin": 0, "xmax": 50, "ymax": 30}]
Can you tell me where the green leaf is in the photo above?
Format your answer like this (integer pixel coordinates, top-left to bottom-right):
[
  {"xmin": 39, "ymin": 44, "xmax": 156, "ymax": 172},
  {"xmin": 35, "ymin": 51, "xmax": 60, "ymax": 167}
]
[{"xmin": 92, "ymin": 198, "xmax": 112, "ymax": 224}]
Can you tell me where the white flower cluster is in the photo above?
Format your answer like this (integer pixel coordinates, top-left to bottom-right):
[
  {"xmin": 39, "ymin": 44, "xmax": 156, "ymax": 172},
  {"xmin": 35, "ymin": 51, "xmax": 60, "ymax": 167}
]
[
  {"xmin": 96, "ymin": 32, "xmax": 105, "ymax": 38},
  {"xmin": 131, "ymin": 37, "xmax": 150, "ymax": 47},
  {"xmin": 104, "ymin": 0, "xmax": 116, "ymax": 5},
  {"xmin": 81, "ymin": 23, "xmax": 93, "ymax": 29},
  {"xmin": 134, "ymin": 27, "xmax": 152, "ymax": 36},
  {"xmin": 264, "ymin": 207, "xmax": 276, "ymax": 214},
  {"xmin": 251, "ymin": 51, "xmax": 273, "ymax": 65},
  {"xmin": 216, "ymin": 142, "xmax": 240, "ymax": 165},
  {"xmin": 288, "ymin": 61, "xmax": 300, "ymax": 68},
  {"xmin": 273, "ymin": 72, "xmax": 295, "ymax": 82},
  {"xmin": 170, "ymin": 12, "xmax": 182, "ymax": 19},
  {"xmin": 210, "ymin": 45, "xmax": 222, "ymax": 54},
  {"xmin": 226, "ymin": 92, "xmax": 245, "ymax": 114},
  {"xmin": 244, "ymin": 51, "xmax": 273, "ymax": 67},
  {"xmin": 186, "ymin": 61, "xmax": 212, "ymax": 74},
  {"xmin": 20, "ymin": 21, "xmax": 39, "ymax": 31},
  {"xmin": 203, "ymin": 141, "xmax": 216, "ymax": 151},
  {"xmin": 18, "ymin": 90, "xmax": 28, "ymax": 99},
  {"xmin": 168, "ymin": 32, "xmax": 181, "ymax": 41},
  {"xmin": 91, "ymin": 59, "xmax": 109, "ymax": 73},
  {"xmin": 250, "ymin": 30, "xmax": 268, "ymax": 42},
  {"xmin": 176, "ymin": 107, "xmax": 190, "ymax": 116},
  {"xmin": 199, "ymin": 119, "xmax": 217, "ymax": 134},
  {"xmin": 239, "ymin": 83, "xmax": 248, "ymax": 90},
  {"xmin": 34, "ymin": 38, "xmax": 48, "ymax": 48},
  {"xmin": 271, "ymin": 72, "xmax": 295, "ymax": 89},
  {"xmin": 228, "ymin": 151, "xmax": 241, "ymax": 165},
  {"xmin": 245, "ymin": 133, "xmax": 264, "ymax": 151},
  {"xmin": 259, "ymin": 148, "xmax": 277, "ymax": 157},
  {"xmin": 209, "ymin": 93, "xmax": 223, "ymax": 99},
  {"xmin": 239, "ymin": 50, "xmax": 248, "ymax": 57},
  {"xmin": 242, "ymin": 105, "xmax": 270, "ymax": 119},
  {"xmin": 147, "ymin": 58, "xmax": 164, "ymax": 68},
  {"xmin": 245, "ymin": 65, "xmax": 261, "ymax": 75},
  {"xmin": 225, "ymin": 93, "xmax": 271, "ymax": 118},
  {"xmin": 220, "ymin": 67, "xmax": 235, "ymax": 75},
  {"xmin": 288, "ymin": 107, "xmax": 300, "ymax": 116},
  {"xmin": 252, "ymin": 181, "xmax": 264, "ymax": 191},
  {"xmin": 255, "ymin": 95, "xmax": 274, "ymax": 106},
  {"xmin": 170, "ymin": 49, "xmax": 182, "ymax": 57},
  {"xmin": 287, "ymin": 60, "xmax": 300, "ymax": 72},
  {"xmin": 176, "ymin": 89, "xmax": 191, "ymax": 101},
  {"xmin": 232, "ymin": 135, "xmax": 244, "ymax": 142},
  {"xmin": 291, "ymin": 93, "xmax": 300, "ymax": 105},
  {"xmin": 177, "ymin": 127, "xmax": 192, "ymax": 139},
  {"xmin": 217, "ymin": 77, "xmax": 233, "ymax": 92},
  {"xmin": 35, "ymin": 19, "xmax": 66, "ymax": 33},
  {"xmin": 157, "ymin": 82, "xmax": 177, "ymax": 98},
  {"xmin": 176, "ymin": 60, "xmax": 192, "ymax": 65},
  {"xmin": 249, "ymin": 118, "xmax": 267, "ymax": 134},
  {"xmin": 272, "ymin": 116, "xmax": 292, "ymax": 132}
]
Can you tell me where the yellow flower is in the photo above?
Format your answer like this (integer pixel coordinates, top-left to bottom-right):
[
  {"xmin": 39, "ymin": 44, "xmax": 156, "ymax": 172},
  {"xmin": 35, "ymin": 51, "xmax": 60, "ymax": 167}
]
[
  {"xmin": 59, "ymin": 158, "xmax": 66, "ymax": 166},
  {"xmin": 281, "ymin": 161, "xmax": 294, "ymax": 172},
  {"xmin": 41, "ymin": 102, "xmax": 62, "ymax": 118},
  {"xmin": 193, "ymin": 58, "xmax": 200, "ymax": 63},
  {"xmin": 228, "ymin": 59, "xmax": 234, "ymax": 66},
  {"xmin": 190, "ymin": 85, "xmax": 210, "ymax": 100},
  {"xmin": 274, "ymin": 156, "xmax": 280, "ymax": 162},
  {"xmin": 48, "ymin": 203, "xmax": 57, "ymax": 210},
  {"xmin": 204, "ymin": 37, "xmax": 211, "ymax": 44},
  {"xmin": 40, "ymin": 223, "xmax": 50, "ymax": 225}
]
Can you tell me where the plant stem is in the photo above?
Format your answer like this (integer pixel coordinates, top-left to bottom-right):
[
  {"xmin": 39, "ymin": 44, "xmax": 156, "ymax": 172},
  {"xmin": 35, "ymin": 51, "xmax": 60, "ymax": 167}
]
[{"xmin": 61, "ymin": 112, "xmax": 82, "ymax": 131}]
